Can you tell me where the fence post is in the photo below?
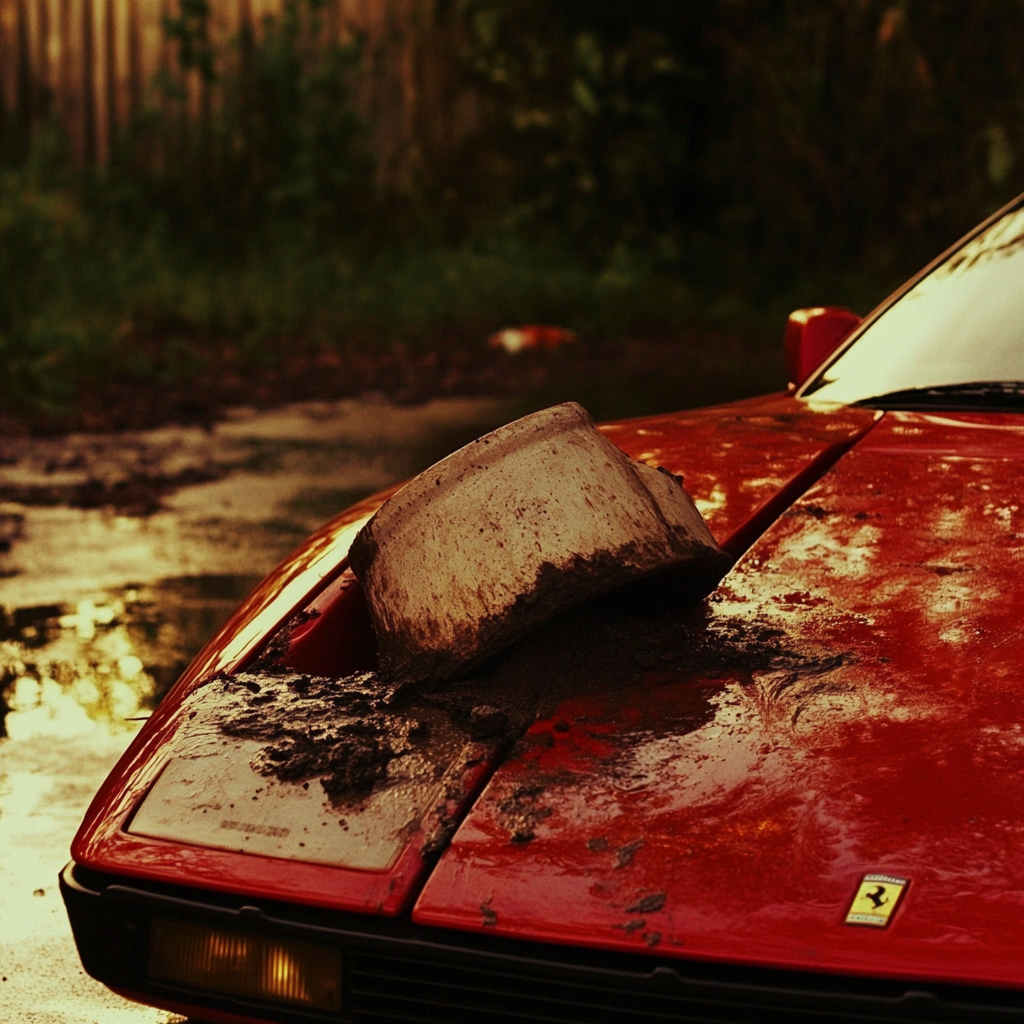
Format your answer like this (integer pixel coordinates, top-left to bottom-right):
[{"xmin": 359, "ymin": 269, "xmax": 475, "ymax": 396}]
[
  {"xmin": 81, "ymin": 0, "xmax": 96, "ymax": 164},
  {"xmin": 34, "ymin": 0, "xmax": 52, "ymax": 121},
  {"xmin": 15, "ymin": 0, "xmax": 32, "ymax": 133},
  {"xmin": 126, "ymin": 0, "xmax": 139, "ymax": 124},
  {"xmin": 102, "ymin": 0, "xmax": 116, "ymax": 162}
]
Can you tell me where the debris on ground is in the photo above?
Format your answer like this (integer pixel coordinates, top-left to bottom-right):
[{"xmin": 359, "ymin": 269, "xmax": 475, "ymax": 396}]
[
  {"xmin": 349, "ymin": 402, "xmax": 732, "ymax": 683},
  {"xmin": 488, "ymin": 325, "xmax": 577, "ymax": 354}
]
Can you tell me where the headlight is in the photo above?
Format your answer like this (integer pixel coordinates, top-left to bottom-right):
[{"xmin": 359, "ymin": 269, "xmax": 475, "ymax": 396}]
[{"xmin": 148, "ymin": 917, "xmax": 342, "ymax": 1012}]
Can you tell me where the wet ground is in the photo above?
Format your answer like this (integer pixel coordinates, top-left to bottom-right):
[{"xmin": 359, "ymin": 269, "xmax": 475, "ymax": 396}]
[
  {"xmin": 0, "ymin": 335, "xmax": 788, "ymax": 1021},
  {"xmin": 0, "ymin": 395, "xmax": 517, "ymax": 1023}
]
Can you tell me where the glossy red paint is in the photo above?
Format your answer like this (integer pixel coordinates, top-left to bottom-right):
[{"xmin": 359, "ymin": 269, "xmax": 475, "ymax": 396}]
[
  {"xmin": 784, "ymin": 307, "xmax": 863, "ymax": 388},
  {"xmin": 599, "ymin": 393, "xmax": 878, "ymax": 554},
  {"xmin": 413, "ymin": 410, "xmax": 1024, "ymax": 989},
  {"xmin": 281, "ymin": 568, "xmax": 378, "ymax": 677},
  {"xmin": 69, "ymin": 395, "xmax": 880, "ymax": 916}
]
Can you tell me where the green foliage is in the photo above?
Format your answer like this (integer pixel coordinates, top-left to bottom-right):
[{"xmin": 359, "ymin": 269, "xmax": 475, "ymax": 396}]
[
  {"xmin": 451, "ymin": 0, "xmax": 1024, "ymax": 297},
  {"xmin": 0, "ymin": 0, "xmax": 378, "ymax": 415},
  {"xmin": 448, "ymin": 0, "xmax": 713, "ymax": 255},
  {"xmin": 137, "ymin": 0, "xmax": 372, "ymax": 245},
  {"xmin": 0, "ymin": 163, "xmax": 108, "ymax": 412},
  {"xmin": 708, "ymin": 0, "xmax": 1024, "ymax": 286},
  {"xmin": 4, "ymin": 0, "xmax": 1024, "ymax": 419}
]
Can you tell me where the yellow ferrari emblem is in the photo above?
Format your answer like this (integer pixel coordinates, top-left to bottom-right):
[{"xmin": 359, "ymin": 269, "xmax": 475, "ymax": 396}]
[{"xmin": 845, "ymin": 874, "xmax": 908, "ymax": 927}]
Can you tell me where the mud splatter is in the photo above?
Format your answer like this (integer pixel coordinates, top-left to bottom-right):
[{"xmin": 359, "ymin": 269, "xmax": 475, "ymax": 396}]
[
  {"xmin": 469, "ymin": 705, "xmax": 510, "ymax": 740},
  {"xmin": 626, "ymin": 892, "xmax": 666, "ymax": 914},
  {"xmin": 207, "ymin": 670, "xmax": 455, "ymax": 804},
  {"xmin": 495, "ymin": 783, "xmax": 554, "ymax": 844},
  {"xmin": 202, "ymin": 575, "xmax": 850, "ymax": 843},
  {"xmin": 398, "ymin": 667, "xmax": 544, "ymax": 749},
  {"xmin": 785, "ymin": 504, "xmax": 832, "ymax": 520},
  {"xmin": 251, "ymin": 610, "xmax": 321, "ymax": 672},
  {"xmin": 418, "ymin": 740, "xmax": 495, "ymax": 859},
  {"xmin": 467, "ymin": 589, "xmax": 849, "ymax": 733},
  {"xmin": 614, "ymin": 839, "xmax": 644, "ymax": 869},
  {"xmin": 615, "ymin": 918, "xmax": 646, "ymax": 934},
  {"xmin": 480, "ymin": 894, "xmax": 497, "ymax": 927}
]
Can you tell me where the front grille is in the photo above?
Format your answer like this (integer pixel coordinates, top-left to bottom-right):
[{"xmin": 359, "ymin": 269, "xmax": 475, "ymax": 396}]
[
  {"xmin": 347, "ymin": 948, "xmax": 1021, "ymax": 1024},
  {"xmin": 63, "ymin": 864, "xmax": 1024, "ymax": 1024}
]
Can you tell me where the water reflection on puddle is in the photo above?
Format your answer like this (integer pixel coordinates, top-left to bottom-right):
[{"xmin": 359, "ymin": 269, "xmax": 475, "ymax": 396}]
[
  {"xmin": 0, "ymin": 395, "xmax": 511, "ymax": 742},
  {"xmin": 0, "ymin": 395, "xmax": 511, "ymax": 1023},
  {"xmin": 1, "ymin": 575, "xmax": 263, "ymax": 740}
]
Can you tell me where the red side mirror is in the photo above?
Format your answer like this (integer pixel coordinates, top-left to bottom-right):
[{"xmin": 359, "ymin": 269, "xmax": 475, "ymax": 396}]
[{"xmin": 785, "ymin": 306, "xmax": 862, "ymax": 389}]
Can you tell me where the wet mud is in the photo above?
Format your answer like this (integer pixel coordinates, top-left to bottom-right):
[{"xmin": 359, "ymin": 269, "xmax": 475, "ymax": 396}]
[
  {"xmin": 496, "ymin": 784, "xmax": 554, "ymax": 844},
  {"xmin": 626, "ymin": 892, "xmax": 666, "ymax": 914},
  {"xmin": 209, "ymin": 576, "xmax": 849, "ymax": 856},
  {"xmin": 473, "ymin": 587, "xmax": 848, "ymax": 722},
  {"xmin": 0, "ymin": 467, "xmax": 224, "ymax": 516},
  {"xmin": 209, "ymin": 670, "xmax": 439, "ymax": 803},
  {"xmin": 179, "ymin": 662, "xmax": 498, "ymax": 869},
  {"xmin": 389, "ymin": 542, "xmax": 732, "ymax": 686},
  {"xmin": 614, "ymin": 839, "xmax": 645, "ymax": 869},
  {"xmin": 444, "ymin": 590, "xmax": 849, "ymax": 848}
]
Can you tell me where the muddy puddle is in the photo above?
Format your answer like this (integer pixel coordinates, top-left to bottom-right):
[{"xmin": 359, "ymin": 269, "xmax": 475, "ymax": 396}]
[
  {"xmin": 0, "ymin": 394, "xmax": 513, "ymax": 1024},
  {"xmin": 0, "ymin": 396, "xmax": 511, "ymax": 735}
]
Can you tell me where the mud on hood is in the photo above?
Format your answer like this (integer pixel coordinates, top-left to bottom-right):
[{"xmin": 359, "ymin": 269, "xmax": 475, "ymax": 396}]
[
  {"xmin": 69, "ymin": 394, "xmax": 881, "ymax": 916},
  {"xmin": 412, "ymin": 411, "xmax": 1024, "ymax": 991},
  {"xmin": 73, "ymin": 398, "xmax": 1024, "ymax": 989}
]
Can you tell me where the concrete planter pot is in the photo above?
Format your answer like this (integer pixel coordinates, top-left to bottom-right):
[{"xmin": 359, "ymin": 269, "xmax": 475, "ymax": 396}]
[{"xmin": 349, "ymin": 402, "xmax": 730, "ymax": 683}]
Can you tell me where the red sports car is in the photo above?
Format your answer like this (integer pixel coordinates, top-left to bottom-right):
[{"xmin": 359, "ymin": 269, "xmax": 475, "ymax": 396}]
[{"xmin": 62, "ymin": 195, "xmax": 1024, "ymax": 1023}]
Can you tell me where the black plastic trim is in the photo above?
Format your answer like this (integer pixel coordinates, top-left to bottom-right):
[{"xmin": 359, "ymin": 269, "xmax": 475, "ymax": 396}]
[{"xmin": 61, "ymin": 861, "xmax": 1024, "ymax": 1024}]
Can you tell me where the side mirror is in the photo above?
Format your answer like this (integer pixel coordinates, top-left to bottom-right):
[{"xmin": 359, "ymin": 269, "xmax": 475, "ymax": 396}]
[{"xmin": 785, "ymin": 306, "xmax": 862, "ymax": 389}]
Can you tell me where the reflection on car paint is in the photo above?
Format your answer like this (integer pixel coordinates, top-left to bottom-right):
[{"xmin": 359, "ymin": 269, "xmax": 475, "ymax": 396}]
[{"xmin": 414, "ymin": 410, "xmax": 1024, "ymax": 989}]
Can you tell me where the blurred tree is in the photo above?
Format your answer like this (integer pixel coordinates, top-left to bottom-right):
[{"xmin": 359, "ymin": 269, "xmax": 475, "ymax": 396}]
[
  {"xmin": 711, "ymin": 0, "xmax": 1024, "ymax": 289},
  {"xmin": 450, "ymin": 0, "xmax": 1024, "ymax": 296},
  {"xmin": 446, "ymin": 0, "xmax": 722, "ymax": 258},
  {"xmin": 137, "ymin": 0, "xmax": 373, "ymax": 245}
]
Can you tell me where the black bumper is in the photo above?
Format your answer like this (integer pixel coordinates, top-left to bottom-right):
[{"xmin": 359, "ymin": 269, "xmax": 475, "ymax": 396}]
[{"xmin": 61, "ymin": 861, "xmax": 1024, "ymax": 1024}]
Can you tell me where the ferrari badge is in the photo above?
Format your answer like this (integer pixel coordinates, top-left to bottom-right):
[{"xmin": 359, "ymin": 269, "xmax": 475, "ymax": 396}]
[{"xmin": 845, "ymin": 874, "xmax": 908, "ymax": 928}]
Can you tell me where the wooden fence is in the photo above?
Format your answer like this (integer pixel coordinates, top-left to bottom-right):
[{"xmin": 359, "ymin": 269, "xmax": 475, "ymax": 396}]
[{"xmin": 0, "ymin": 0, "xmax": 478, "ymax": 185}]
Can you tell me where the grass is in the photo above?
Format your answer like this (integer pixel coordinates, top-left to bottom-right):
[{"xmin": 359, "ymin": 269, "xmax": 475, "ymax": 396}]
[
  {"xmin": 0, "ymin": 167, "xmax": 688, "ymax": 420},
  {"xmin": 0, "ymin": 156, "xmax": 903, "ymax": 432}
]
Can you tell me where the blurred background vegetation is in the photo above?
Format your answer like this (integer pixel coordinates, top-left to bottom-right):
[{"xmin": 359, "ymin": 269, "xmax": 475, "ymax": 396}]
[{"xmin": 1, "ymin": 0, "xmax": 1023, "ymax": 424}]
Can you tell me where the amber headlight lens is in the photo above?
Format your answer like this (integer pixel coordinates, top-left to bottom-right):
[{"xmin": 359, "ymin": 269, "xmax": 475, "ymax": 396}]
[{"xmin": 148, "ymin": 917, "xmax": 342, "ymax": 1012}]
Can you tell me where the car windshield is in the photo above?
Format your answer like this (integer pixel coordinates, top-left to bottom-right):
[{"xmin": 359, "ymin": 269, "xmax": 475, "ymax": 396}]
[{"xmin": 801, "ymin": 201, "xmax": 1024, "ymax": 407}]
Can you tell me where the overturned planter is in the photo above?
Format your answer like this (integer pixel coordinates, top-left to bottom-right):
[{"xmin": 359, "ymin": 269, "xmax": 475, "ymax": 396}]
[{"xmin": 348, "ymin": 402, "xmax": 731, "ymax": 683}]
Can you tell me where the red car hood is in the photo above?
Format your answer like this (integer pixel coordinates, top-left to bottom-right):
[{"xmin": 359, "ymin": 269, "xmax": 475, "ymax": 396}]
[
  {"xmin": 73, "ymin": 395, "xmax": 873, "ymax": 912},
  {"xmin": 73, "ymin": 396, "xmax": 1024, "ymax": 989},
  {"xmin": 414, "ymin": 408, "xmax": 1024, "ymax": 989}
]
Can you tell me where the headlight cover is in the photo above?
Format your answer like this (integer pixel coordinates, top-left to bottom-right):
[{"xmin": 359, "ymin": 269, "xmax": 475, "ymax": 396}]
[{"xmin": 148, "ymin": 916, "xmax": 342, "ymax": 1012}]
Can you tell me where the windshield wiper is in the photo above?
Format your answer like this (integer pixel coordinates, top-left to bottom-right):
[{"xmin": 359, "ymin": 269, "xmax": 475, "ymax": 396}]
[{"xmin": 855, "ymin": 381, "xmax": 1024, "ymax": 410}]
